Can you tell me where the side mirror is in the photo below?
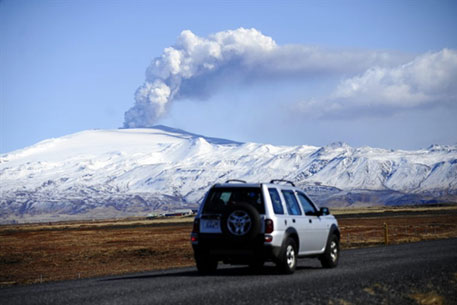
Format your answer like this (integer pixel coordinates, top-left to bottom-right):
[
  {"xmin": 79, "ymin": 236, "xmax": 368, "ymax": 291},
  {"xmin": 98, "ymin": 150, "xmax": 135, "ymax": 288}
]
[{"xmin": 319, "ymin": 207, "xmax": 330, "ymax": 216}]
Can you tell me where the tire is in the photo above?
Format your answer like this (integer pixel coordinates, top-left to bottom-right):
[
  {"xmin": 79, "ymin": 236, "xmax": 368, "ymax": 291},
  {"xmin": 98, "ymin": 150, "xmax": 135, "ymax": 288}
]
[
  {"xmin": 195, "ymin": 250, "xmax": 218, "ymax": 275},
  {"xmin": 277, "ymin": 238, "xmax": 297, "ymax": 274},
  {"xmin": 221, "ymin": 203, "xmax": 261, "ymax": 242},
  {"xmin": 320, "ymin": 234, "xmax": 339, "ymax": 268}
]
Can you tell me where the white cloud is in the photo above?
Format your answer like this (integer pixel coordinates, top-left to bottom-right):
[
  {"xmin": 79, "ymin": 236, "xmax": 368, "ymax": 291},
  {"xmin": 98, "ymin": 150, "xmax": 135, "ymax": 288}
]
[
  {"xmin": 123, "ymin": 27, "xmax": 408, "ymax": 128},
  {"xmin": 297, "ymin": 49, "xmax": 457, "ymax": 118}
]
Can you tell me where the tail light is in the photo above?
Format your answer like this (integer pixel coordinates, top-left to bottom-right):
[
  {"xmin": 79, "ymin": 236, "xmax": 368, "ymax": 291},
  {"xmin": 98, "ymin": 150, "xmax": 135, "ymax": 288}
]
[
  {"xmin": 265, "ymin": 219, "xmax": 274, "ymax": 234},
  {"xmin": 191, "ymin": 218, "xmax": 199, "ymax": 244}
]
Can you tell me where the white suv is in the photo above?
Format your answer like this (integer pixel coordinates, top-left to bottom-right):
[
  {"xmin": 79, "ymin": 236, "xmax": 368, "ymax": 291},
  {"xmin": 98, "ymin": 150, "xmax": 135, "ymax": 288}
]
[{"xmin": 190, "ymin": 180, "xmax": 340, "ymax": 274}]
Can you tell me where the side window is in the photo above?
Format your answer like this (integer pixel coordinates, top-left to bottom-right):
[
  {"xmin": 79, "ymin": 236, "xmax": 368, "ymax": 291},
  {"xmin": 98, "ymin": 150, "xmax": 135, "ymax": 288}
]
[
  {"xmin": 281, "ymin": 190, "xmax": 302, "ymax": 216},
  {"xmin": 297, "ymin": 193, "xmax": 317, "ymax": 216},
  {"xmin": 268, "ymin": 188, "xmax": 284, "ymax": 215}
]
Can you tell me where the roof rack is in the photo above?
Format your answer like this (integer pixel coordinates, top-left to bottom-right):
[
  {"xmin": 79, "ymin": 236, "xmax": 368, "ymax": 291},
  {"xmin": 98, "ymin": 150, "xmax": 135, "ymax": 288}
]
[
  {"xmin": 270, "ymin": 179, "xmax": 295, "ymax": 187},
  {"xmin": 225, "ymin": 179, "xmax": 247, "ymax": 184}
]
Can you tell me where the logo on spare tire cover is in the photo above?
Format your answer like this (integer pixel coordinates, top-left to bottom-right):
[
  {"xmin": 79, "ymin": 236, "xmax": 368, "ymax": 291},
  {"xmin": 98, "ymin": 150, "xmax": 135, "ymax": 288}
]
[{"xmin": 227, "ymin": 210, "xmax": 252, "ymax": 236}]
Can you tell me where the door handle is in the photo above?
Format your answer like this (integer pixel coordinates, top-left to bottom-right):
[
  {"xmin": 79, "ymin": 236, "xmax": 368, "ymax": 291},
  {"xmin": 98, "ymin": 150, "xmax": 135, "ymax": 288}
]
[{"xmin": 309, "ymin": 219, "xmax": 312, "ymax": 224}]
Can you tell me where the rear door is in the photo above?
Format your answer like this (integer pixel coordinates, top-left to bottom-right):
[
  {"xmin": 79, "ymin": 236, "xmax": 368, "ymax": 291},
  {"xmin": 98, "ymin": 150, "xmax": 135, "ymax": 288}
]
[
  {"xmin": 200, "ymin": 187, "xmax": 264, "ymax": 234},
  {"xmin": 280, "ymin": 189, "xmax": 310, "ymax": 254}
]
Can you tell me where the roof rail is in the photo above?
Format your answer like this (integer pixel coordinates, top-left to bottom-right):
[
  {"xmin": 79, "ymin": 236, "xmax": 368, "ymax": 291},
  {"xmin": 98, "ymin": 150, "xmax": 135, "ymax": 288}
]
[
  {"xmin": 225, "ymin": 179, "xmax": 247, "ymax": 184},
  {"xmin": 270, "ymin": 179, "xmax": 295, "ymax": 187}
]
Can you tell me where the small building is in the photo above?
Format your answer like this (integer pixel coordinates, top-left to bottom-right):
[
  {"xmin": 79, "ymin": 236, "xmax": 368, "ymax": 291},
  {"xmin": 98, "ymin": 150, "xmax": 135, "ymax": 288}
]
[
  {"xmin": 164, "ymin": 209, "xmax": 194, "ymax": 217},
  {"xmin": 146, "ymin": 213, "xmax": 160, "ymax": 219}
]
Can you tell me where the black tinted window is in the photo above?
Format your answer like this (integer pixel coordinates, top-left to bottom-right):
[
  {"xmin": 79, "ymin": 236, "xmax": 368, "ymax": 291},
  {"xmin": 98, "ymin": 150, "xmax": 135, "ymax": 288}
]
[
  {"xmin": 203, "ymin": 187, "xmax": 264, "ymax": 213},
  {"xmin": 281, "ymin": 190, "xmax": 302, "ymax": 215},
  {"xmin": 268, "ymin": 188, "xmax": 284, "ymax": 214}
]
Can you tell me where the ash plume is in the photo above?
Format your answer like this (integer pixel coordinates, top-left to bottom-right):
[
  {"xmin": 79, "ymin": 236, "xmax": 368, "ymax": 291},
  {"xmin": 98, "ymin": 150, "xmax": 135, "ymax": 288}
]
[{"xmin": 123, "ymin": 28, "xmax": 404, "ymax": 128}]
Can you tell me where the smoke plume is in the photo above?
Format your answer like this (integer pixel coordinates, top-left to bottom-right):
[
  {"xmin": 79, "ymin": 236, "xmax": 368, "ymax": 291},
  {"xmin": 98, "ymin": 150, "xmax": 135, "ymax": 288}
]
[{"xmin": 123, "ymin": 28, "xmax": 404, "ymax": 128}]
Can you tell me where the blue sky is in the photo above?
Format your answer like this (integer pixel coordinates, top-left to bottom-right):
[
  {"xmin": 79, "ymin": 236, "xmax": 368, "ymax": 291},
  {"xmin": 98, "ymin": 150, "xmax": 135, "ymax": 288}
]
[{"xmin": 1, "ymin": 0, "xmax": 457, "ymax": 153}]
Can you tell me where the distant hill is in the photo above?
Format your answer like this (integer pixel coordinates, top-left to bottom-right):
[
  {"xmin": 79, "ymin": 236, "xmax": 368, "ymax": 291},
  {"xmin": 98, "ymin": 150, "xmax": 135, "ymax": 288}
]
[{"xmin": 1, "ymin": 125, "xmax": 456, "ymax": 223}]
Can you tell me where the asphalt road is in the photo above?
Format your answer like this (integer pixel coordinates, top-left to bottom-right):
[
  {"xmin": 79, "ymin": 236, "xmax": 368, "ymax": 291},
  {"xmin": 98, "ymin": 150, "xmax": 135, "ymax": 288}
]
[{"xmin": 2, "ymin": 238, "xmax": 457, "ymax": 305}]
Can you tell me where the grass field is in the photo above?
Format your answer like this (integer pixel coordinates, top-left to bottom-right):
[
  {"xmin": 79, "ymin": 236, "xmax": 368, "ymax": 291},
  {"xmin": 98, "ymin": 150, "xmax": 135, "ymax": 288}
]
[{"xmin": 1, "ymin": 206, "xmax": 457, "ymax": 286}]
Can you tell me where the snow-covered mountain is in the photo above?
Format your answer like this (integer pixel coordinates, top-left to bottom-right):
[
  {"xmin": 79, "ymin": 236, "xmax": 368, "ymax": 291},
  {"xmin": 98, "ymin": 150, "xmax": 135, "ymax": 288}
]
[{"xmin": 1, "ymin": 125, "xmax": 456, "ymax": 223}]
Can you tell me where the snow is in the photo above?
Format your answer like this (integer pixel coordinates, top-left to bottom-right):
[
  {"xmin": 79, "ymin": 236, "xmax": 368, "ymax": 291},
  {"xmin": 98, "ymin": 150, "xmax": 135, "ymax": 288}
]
[{"xmin": 1, "ymin": 125, "xmax": 456, "ymax": 221}]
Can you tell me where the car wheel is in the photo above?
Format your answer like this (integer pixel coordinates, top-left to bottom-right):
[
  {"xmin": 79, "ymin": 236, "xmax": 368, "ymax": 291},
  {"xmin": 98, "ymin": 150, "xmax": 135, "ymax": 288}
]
[
  {"xmin": 277, "ymin": 238, "xmax": 297, "ymax": 274},
  {"xmin": 221, "ymin": 203, "xmax": 261, "ymax": 242},
  {"xmin": 320, "ymin": 234, "xmax": 339, "ymax": 268},
  {"xmin": 195, "ymin": 250, "xmax": 218, "ymax": 275}
]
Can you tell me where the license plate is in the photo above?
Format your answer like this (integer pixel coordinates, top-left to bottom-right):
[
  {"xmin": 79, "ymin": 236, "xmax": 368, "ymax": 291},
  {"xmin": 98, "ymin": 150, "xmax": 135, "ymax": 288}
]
[{"xmin": 201, "ymin": 219, "xmax": 221, "ymax": 233}]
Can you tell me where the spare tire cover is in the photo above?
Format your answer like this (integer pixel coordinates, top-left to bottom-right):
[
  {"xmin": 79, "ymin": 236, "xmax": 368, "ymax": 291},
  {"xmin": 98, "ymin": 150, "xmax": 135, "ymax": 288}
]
[{"xmin": 221, "ymin": 203, "xmax": 261, "ymax": 241}]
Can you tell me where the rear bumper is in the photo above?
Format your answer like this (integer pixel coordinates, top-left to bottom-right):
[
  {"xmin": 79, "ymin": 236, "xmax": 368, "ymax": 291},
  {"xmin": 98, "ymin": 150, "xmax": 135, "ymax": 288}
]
[{"xmin": 192, "ymin": 233, "xmax": 281, "ymax": 264}]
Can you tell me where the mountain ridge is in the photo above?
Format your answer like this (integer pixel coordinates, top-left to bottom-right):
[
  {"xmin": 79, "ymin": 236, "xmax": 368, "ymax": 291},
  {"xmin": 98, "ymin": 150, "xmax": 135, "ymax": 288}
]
[{"xmin": 1, "ymin": 125, "xmax": 456, "ymax": 223}]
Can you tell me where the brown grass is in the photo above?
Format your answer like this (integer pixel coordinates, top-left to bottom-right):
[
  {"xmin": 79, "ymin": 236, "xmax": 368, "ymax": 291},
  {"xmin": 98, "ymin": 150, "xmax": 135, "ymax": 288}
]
[
  {"xmin": 1, "ymin": 208, "xmax": 457, "ymax": 286},
  {"xmin": 331, "ymin": 205, "xmax": 457, "ymax": 216},
  {"xmin": 0, "ymin": 220, "xmax": 195, "ymax": 285},
  {"xmin": 338, "ymin": 213, "xmax": 457, "ymax": 248},
  {"xmin": 409, "ymin": 291, "xmax": 444, "ymax": 305}
]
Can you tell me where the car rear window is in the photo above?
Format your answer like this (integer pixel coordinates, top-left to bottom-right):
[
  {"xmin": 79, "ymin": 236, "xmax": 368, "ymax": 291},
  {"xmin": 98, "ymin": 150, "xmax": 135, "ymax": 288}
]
[{"xmin": 203, "ymin": 187, "xmax": 265, "ymax": 213}]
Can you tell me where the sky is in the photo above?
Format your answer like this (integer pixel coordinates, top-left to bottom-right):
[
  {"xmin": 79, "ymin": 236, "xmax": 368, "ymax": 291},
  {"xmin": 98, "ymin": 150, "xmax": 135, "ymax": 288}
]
[{"xmin": 1, "ymin": 0, "xmax": 457, "ymax": 153}]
